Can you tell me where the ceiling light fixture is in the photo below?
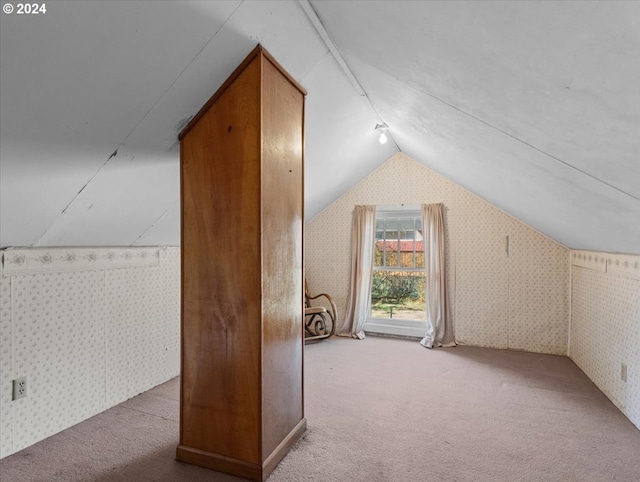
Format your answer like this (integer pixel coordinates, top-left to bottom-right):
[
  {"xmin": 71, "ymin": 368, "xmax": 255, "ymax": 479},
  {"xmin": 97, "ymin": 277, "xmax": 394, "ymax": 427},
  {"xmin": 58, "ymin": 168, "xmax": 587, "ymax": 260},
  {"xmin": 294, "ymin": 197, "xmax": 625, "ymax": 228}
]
[{"xmin": 375, "ymin": 123, "xmax": 389, "ymax": 145}]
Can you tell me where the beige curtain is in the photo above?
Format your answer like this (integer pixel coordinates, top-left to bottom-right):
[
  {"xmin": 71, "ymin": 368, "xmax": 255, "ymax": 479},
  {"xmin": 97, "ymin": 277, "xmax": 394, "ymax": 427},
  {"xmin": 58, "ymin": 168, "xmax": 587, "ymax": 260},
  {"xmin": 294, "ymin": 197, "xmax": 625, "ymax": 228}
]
[
  {"xmin": 420, "ymin": 203, "xmax": 456, "ymax": 348},
  {"xmin": 340, "ymin": 205, "xmax": 377, "ymax": 339}
]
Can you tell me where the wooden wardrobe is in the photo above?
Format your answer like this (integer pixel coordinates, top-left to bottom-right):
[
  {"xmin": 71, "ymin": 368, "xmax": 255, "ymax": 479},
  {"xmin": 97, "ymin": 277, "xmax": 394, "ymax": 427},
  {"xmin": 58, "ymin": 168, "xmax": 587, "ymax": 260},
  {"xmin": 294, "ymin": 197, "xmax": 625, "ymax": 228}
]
[{"xmin": 177, "ymin": 45, "xmax": 306, "ymax": 482}]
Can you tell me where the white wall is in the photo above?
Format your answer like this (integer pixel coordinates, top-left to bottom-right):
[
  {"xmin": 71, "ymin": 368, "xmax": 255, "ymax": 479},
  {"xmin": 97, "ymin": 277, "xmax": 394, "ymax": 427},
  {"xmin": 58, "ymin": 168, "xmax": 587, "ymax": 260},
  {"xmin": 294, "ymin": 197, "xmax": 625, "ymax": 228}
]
[
  {"xmin": 569, "ymin": 250, "xmax": 640, "ymax": 430},
  {"xmin": 305, "ymin": 153, "xmax": 570, "ymax": 355},
  {"xmin": 0, "ymin": 246, "xmax": 180, "ymax": 458}
]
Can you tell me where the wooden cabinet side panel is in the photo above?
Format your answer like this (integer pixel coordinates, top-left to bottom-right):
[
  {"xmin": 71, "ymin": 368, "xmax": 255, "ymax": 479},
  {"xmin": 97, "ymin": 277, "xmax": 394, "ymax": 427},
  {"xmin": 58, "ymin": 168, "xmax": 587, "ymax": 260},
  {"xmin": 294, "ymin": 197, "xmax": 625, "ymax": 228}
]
[
  {"xmin": 260, "ymin": 57, "xmax": 305, "ymax": 458},
  {"xmin": 180, "ymin": 56, "xmax": 263, "ymax": 464}
]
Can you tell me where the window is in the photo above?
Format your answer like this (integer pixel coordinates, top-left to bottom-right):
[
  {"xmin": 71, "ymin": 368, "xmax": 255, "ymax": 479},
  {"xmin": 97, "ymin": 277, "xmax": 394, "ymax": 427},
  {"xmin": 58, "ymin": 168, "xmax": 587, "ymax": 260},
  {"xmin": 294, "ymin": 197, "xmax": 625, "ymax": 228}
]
[{"xmin": 366, "ymin": 207, "xmax": 427, "ymax": 337}]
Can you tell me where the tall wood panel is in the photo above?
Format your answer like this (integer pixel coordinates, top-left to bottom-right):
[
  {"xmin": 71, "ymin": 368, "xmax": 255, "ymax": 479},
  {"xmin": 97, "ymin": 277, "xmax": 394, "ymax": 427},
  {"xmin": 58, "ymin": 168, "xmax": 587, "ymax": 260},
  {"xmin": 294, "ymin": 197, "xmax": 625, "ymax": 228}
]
[{"xmin": 177, "ymin": 45, "xmax": 306, "ymax": 482}]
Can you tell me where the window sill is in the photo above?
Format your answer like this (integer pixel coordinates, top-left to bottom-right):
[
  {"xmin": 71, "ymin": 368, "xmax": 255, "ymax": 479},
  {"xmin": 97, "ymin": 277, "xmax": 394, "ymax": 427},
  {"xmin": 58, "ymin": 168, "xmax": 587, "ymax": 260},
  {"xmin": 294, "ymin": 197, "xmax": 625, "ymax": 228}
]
[{"xmin": 365, "ymin": 317, "xmax": 426, "ymax": 338}]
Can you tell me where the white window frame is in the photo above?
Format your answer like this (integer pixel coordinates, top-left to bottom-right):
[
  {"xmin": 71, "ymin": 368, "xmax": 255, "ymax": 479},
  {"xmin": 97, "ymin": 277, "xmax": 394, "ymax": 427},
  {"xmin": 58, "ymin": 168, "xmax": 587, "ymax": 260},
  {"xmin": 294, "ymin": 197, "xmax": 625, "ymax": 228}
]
[{"xmin": 365, "ymin": 205, "xmax": 427, "ymax": 338}]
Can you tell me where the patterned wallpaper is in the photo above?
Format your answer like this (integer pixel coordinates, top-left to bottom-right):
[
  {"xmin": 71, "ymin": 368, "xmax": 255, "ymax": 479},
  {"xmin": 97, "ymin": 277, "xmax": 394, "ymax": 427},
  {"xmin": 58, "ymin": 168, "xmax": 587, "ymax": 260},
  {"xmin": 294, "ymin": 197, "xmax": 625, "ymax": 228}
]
[
  {"xmin": 0, "ymin": 275, "xmax": 12, "ymax": 457},
  {"xmin": 305, "ymin": 153, "xmax": 569, "ymax": 355},
  {"xmin": 569, "ymin": 250, "xmax": 640, "ymax": 430},
  {"xmin": 0, "ymin": 246, "xmax": 180, "ymax": 458}
]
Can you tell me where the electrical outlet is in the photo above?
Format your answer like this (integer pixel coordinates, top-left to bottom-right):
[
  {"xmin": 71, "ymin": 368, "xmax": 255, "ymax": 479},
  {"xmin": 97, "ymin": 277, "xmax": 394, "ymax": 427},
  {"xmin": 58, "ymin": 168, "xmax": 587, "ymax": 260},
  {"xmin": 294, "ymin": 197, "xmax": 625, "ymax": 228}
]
[
  {"xmin": 13, "ymin": 377, "xmax": 27, "ymax": 400},
  {"xmin": 621, "ymin": 363, "xmax": 627, "ymax": 383}
]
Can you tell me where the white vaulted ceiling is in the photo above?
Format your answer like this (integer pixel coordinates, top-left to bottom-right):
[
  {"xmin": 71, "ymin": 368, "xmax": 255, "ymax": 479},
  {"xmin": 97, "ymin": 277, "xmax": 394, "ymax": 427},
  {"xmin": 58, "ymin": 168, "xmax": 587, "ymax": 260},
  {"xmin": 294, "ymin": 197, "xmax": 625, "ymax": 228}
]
[{"xmin": 1, "ymin": 1, "xmax": 638, "ymax": 253}]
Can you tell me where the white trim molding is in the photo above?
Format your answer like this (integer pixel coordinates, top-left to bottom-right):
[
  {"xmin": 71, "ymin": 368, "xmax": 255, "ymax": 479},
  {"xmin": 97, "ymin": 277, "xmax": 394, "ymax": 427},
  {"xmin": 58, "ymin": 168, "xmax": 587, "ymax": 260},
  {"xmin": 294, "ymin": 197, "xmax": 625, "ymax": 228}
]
[
  {"xmin": 571, "ymin": 251, "xmax": 607, "ymax": 272},
  {"xmin": 571, "ymin": 250, "xmax": 640, "ymax": 280},
  {"xmin": 365, "ymin": 317, "xmax": 426, "ymax": 338},
  {"xmin": 1, "ymin": 247, "xmax": 161, "ymax": 276},
  {"xmin": 606, "ymin": 253, "xmax": 640, "ymax": 281}
]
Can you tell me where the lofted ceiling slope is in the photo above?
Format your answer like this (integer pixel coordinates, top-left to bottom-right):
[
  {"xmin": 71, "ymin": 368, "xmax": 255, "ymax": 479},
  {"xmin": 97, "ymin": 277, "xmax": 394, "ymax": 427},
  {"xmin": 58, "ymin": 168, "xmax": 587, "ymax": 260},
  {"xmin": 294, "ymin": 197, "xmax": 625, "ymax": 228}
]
[{"xmin": 1, "ymin": 1, "xmax": 638, "ymax": 253}]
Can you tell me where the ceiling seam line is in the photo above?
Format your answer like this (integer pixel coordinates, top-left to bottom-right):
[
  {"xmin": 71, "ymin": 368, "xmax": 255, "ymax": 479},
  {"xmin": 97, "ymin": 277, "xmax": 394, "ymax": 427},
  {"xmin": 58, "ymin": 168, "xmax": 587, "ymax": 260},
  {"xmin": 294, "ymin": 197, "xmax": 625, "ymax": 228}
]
[
  {"xmin": 33, "ymin": 0, "xmax": 246, "ymax": 246},
  {"xmin": 130, "ymin": 198, "xmax": 179, "ymax": 246},
  {"xmin": 420, "ymin": 89, "xmax": 639, "ymax": 202},
  {"xmin": 111, "ymin": 0, "xmax": 245, "ymax": 151},
  {"xmin": 297, "ymin": 0, "xmax": 364, "ymax": 96},
  {"xmin": 32, "ymin": 148, "xmax": 119, "ymax": 246},
  {"xmin": 297, "ymin": 0, "xmax": 400, "ymax": 152}
]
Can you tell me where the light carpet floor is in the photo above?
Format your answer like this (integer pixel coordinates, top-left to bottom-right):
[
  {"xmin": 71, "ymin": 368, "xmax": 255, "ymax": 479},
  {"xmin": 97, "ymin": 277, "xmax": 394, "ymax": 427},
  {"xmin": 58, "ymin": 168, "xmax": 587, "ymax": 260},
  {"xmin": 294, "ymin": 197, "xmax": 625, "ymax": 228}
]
[{"xmin": 2, "ymin": 336, "xmax": 640, "ymax": 481}]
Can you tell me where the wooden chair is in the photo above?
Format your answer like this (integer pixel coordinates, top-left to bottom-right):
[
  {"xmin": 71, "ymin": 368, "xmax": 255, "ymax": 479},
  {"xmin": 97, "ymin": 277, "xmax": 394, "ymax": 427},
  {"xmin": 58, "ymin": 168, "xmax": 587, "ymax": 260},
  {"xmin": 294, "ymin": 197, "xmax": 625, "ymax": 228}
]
[{"xmin": 304, "ymin": 279, "xmax": 337, "ymax": 341}]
